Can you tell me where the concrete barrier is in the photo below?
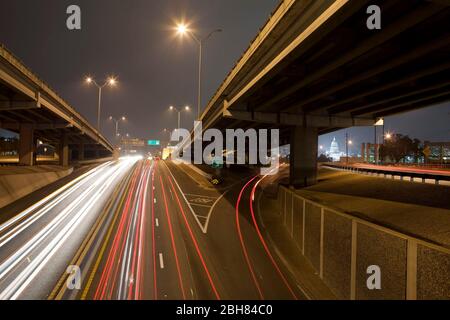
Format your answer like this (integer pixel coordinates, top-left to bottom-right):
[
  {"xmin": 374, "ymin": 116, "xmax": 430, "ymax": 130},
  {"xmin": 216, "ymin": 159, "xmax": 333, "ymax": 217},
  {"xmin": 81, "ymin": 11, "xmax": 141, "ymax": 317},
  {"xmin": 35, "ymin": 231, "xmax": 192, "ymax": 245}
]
[
  {"xmin": 0, "ymin": 166, "xmax": 73, "ymax": 209},
  {"xmin": 278, "ymin": 186, "xmax": 450, "ymax": 300}
]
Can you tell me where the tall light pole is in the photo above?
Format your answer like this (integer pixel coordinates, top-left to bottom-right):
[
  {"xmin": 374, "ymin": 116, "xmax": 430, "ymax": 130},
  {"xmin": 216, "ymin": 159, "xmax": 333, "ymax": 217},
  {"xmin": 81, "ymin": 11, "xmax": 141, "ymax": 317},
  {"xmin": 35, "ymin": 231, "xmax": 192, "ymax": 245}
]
[
  {"xmin": 175, "ymin": 23, "xmax": 222, "ymax": 120},
  {"xmin": 346, "ymin": 132, "xmax": 353, "ymax": 164},
  {"xmin": 109, "ymin": 116, "xmax": 126, "ymax": 141},
  {"xmin": 85, "ymin": 76, "xmax": 118, "ymax": 132},
  {"xmin": 169, "ymin": 105, "xmax": 190, "ymax": 130}
]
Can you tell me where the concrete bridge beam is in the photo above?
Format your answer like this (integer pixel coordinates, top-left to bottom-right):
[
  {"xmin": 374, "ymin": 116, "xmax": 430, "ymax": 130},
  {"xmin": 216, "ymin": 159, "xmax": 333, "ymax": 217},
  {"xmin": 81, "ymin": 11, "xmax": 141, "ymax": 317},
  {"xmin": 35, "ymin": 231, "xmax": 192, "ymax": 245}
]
[{"xmin": 289, "ymin": 126, "xmax": 318, "ymax": 188}]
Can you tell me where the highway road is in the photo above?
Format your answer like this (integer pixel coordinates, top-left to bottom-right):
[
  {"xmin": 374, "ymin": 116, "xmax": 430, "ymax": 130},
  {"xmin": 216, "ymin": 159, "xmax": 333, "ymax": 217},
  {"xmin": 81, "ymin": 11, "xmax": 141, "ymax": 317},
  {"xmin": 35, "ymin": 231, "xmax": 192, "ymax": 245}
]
[
  {"xmin": 0, "ymin": 158, "xmax": 140, "ymax": 299},
  {"xmin": 45, "ymin": 159, "xmax": 305, "ymax": 300}
]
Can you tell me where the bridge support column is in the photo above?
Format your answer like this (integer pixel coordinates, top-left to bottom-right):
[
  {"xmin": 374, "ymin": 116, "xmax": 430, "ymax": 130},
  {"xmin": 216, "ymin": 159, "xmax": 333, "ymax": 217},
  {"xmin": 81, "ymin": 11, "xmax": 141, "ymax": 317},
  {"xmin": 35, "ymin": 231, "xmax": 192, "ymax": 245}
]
[
  {"xmin": 290, "ymin": 126, "xmax": 318, "ymax": 188},
  {"xmin": 58, "ymin": 132, "xmax": 69, "ymax": 167},
  {"xmin": 19, "ymin": 124, "xmax": 34, "ymax": 166},
  {"xmin": 78, "ymin": 143, "xmax": 85, "ymax": 161}
]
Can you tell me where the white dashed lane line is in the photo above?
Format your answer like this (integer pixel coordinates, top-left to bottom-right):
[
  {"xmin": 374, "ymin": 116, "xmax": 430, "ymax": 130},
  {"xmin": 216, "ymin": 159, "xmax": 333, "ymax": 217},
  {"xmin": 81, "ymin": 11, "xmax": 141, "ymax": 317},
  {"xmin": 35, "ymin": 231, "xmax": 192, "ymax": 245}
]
[{"xmin": 159, "ymin": 253, "xmax": 165, "ymax": 269}]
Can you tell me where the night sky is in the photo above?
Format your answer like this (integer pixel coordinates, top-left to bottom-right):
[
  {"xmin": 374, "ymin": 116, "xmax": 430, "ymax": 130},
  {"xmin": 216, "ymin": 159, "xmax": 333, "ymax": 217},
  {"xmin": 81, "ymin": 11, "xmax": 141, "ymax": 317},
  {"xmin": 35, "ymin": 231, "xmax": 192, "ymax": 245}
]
[{"xmin": 1, "ymin": 0, "xmax": 449, "ymax": 152}]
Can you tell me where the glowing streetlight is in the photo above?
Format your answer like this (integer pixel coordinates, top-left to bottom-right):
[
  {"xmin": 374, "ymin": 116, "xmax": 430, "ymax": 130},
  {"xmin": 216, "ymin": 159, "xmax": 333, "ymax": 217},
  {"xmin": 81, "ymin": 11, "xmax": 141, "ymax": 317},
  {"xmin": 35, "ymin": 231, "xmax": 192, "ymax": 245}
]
[
  {"xmin": 169, "ymin": 105, "xmax": 191, "ymax": 130},
  {"xmin": 85, "ymin": 76, "xmax": 119, "ymax": 132},
  {"xmin": 385, "ymin": 133, "xmax": 392, "ymax": 140},
  {"xmin": 174, "ymin": 21, "xmax": 222, "ymax": 119},
  {"xmin": 345, "ymin": 133, "xmax": 353, "ymax": 164},
  {"xmin": 176, "ymin": 23, "xmax": 188, "ymax": 35},
  {"xmin": 109, "ymin": 115, "xmax": 127, "ymax": 140}
]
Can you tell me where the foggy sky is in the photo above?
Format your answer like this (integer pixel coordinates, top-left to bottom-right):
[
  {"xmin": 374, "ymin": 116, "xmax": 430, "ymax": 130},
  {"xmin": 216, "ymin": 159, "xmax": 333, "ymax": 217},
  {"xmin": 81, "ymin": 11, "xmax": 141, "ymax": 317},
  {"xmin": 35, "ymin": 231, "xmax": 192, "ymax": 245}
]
[{"xmin": 1, "ymin": 0, "xmax": 449, "ymax": 148}]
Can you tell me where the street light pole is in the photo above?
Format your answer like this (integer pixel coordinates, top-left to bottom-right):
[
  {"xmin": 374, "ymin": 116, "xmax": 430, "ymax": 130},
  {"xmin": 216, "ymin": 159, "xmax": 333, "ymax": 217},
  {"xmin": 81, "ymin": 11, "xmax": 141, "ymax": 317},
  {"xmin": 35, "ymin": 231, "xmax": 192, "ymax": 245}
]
[
  {"xmin": 175, "ymin": 24, "xmax": 222, "ymax": 119},
  {"xmin": 169, "ymin": 106, "xmax": 190, "ymax": 131},
  {"xmin": 346, "ymin": 132, "xmax": 353, "ymax": 165},
  {"xmin": 86, "ymin": 76, "xmax": 117, "ymax": 133},
  {"xmin": 97, "ymin": 86, "xmax": 102, "ymax": 132},
  {"xmin": 346, "ymin": 133, "xmax": 349, "ymax": 164},
  {"xmin": 198, "ymin": 40, "xmax": 202, "ymax": 120},
  {"xmin": 109, "ymin": 116, "xmax": 126, "ymax": 143}
]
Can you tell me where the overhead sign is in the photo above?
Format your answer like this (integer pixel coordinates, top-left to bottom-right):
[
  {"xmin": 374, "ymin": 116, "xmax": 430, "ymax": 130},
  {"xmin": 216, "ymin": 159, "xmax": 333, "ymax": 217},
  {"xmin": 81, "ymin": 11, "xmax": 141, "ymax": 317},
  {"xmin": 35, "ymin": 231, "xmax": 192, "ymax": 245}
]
[
  {"xmin": 147, "ymin": 140, "xmax": 161, "ymax": 146},
  {"xmin": 211, "ymin": 156, "xmax": 223, "ymax": 169},
  {"xmin": 122, "ymin": 138, "xmax": 145, "ymax": 147}
]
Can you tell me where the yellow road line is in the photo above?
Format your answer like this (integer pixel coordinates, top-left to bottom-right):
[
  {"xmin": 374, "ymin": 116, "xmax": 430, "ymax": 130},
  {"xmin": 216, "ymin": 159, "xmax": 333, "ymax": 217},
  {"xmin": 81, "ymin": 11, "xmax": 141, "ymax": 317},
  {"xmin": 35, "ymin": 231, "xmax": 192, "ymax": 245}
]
[
  {"xmin": 48, "ymin": 167, "xmax": 134, "ymax": 300},
  {"xmin": 80, "ymin": 167, "xmax": 136, "ymax": 300}
]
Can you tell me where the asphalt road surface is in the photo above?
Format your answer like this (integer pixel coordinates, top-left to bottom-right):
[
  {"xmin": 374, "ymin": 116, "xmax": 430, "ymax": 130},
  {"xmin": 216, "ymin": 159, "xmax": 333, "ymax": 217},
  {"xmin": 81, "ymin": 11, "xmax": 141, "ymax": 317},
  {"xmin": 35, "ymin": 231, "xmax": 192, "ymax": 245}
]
[
  {"xmin": 0, "ymin": 159, "xmax": 139, "ymax": 299},
  {"xmin": 44, "ymin": 159, "xmax": 305, "ymax": 300}
]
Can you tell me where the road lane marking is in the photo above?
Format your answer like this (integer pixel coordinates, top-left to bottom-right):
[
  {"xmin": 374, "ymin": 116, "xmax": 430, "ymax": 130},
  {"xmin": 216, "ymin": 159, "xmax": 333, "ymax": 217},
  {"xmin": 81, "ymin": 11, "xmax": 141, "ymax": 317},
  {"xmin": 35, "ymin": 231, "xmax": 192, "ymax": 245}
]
[
  {"xmin": 184, "ymin": 193, "xmax": 218, "ymax": 199},
  {"xmin": 155, "ymin": 218, "xmax": 159, "ymax": 227},
  {"xmin": 159, "ymin": 253, "xmax": 165, "ymax": 269},
  {"xmin": 189, "ymin": 203, "xmax": 213, "ymax": 209},
  {"xmin": 154, "ymin": 198, "xmax": 157, "ymax": 204},
  {"xmin": 164, "ymin": 163, "xmax": 207, "ymax": 233}
]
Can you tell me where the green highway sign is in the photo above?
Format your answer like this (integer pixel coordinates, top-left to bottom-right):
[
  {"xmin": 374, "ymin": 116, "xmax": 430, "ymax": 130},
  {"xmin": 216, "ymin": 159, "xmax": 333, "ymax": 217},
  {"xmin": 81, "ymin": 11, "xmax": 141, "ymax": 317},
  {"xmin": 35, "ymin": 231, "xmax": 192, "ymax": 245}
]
[
  {"xmin": 147, "ymin": 140, "xmax": 161, "ymax": 146},
  {"xmin": 211, "ymin": 156, "xmax": 223, "ymax": 169}
]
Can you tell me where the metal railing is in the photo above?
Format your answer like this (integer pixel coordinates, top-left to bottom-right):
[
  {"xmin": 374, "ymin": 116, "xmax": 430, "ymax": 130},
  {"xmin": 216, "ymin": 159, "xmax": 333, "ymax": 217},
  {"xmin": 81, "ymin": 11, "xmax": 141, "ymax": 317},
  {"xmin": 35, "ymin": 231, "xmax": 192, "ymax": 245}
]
[
  {"xmin": 323, "ymin": 163, "xmax": 450, "ymax": 185},
  {"xmin": 278, "ymin": 186, "xmax": 450, "ymax": 300}
]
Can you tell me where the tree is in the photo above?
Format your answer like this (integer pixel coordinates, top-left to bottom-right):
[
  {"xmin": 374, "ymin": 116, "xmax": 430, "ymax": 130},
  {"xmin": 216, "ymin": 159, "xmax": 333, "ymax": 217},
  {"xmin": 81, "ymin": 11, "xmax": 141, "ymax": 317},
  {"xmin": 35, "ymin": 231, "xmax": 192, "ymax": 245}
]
[
  {"xmin": 318, "ymin": 154, "xmax": 332, "ymax": 163},
  {"xmin": 379, "ymin": 134, "xmax": 423, "ymax": 164}
]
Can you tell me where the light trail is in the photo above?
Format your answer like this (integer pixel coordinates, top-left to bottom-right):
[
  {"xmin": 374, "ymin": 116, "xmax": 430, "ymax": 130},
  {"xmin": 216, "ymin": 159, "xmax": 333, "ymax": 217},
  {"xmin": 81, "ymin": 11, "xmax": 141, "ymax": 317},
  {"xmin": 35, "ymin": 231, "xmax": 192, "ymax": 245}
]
[
  {"xmin": 94, "ymin": 160, "xmax": 154, "ymax": 300},
  {"xmin": 166, "ymin": 173, "xmax": 221, "ymax": 300},
  {"xmin": 249, "ymin": 177, "xmax": 298, "ymax": 300},
  {"xmin": 0, "ymin": 158, "xmax": 139, "ymax": 300},
  {"xmin": 235, "ymin": 176, "xmax": 264, "ymax": 300},
  {"xmin": 159, "ymin": 174, "xmax": 186, "ymax": 300}
]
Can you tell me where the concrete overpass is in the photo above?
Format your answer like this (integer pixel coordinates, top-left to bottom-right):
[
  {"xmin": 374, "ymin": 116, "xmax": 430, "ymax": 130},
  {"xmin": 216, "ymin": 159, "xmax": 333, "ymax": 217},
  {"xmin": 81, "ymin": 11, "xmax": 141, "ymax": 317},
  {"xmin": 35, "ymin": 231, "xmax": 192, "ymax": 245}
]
[
  {"xmin": 195, "ymin": 0, "xmax": 450, "ymax": 187},
  {"xmin": 0, "ymin": 44, "xmax": 113, "ymax": 166}
]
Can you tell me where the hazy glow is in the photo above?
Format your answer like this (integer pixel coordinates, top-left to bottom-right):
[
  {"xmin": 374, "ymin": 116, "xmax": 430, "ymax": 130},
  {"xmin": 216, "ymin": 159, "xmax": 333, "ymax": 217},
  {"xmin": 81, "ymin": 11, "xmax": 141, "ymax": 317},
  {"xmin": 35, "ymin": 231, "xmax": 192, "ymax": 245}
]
[
  {"xmin": 176, "ymin": 24, "xmax": 188, "ymax": 35},
  {"xmin": 108, "ymin": 77, "xmax": 117, "ymax": 86}
]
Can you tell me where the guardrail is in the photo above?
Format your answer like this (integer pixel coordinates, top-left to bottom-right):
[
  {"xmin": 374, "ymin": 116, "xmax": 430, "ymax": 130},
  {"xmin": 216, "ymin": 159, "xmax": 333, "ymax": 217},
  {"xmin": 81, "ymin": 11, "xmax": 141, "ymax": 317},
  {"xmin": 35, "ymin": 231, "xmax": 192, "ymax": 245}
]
[
  {"xmin": 278, "ymin": 186, "xmax": 450, "ymax": 300},
  {"xmin": 323, "ymin": 164, "xmax": 450, "ymax": 186}
]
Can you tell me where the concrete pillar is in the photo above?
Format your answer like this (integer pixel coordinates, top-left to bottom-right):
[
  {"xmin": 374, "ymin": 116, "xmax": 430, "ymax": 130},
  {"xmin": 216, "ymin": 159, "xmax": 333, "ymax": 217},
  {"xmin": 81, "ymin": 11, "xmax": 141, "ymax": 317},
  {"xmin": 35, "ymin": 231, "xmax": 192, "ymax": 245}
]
[
  {"xmin": 289, "ymin": 126, "xmax": 318, "ymax": 188},
  {"xmin": 19, "ymin": 124, "xmax": 34, "ymax": 166},
  {"xmin": 58, "ymin": 132, "xmax": 69, "ymax": 167},
  {"xmin": 78, "ymin": 143, "xmax": 85, "ymax": 161},
  {"xmin": 113, "ymin": 147, "xmax": 120, "ymax": 160}
]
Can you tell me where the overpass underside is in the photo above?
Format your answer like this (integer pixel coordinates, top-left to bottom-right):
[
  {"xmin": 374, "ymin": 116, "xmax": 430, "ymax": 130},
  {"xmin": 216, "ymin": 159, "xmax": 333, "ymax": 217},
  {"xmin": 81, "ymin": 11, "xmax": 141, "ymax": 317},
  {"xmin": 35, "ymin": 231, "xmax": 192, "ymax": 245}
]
[
  {"xmin": 201, "ymin": 0, "xmax": 450, "ymax": 187},
  {"xmin": 0, "ymin": 46, "xmax": 113, "ymax": 166}
]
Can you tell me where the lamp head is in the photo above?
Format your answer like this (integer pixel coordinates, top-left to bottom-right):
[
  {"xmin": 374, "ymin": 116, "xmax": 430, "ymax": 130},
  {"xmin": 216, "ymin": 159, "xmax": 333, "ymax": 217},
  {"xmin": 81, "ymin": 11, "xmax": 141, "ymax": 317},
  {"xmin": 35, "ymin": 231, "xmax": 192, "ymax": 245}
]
[
  {"xmin": 176, "ymin": 24, "xmax": 188, "ymax": 35},
  {"xmin": 107, "ymin": 77, "xmax": 117, "ymax": 86}
]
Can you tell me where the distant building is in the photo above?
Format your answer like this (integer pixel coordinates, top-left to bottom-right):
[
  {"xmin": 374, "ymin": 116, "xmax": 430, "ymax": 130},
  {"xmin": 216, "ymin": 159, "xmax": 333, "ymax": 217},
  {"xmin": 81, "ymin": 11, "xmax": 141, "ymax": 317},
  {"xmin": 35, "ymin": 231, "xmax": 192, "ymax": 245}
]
[
  {"xmin": 326, "ymin": 137, "xmax": 345, "ymax": 162},
  {"xmin": 361, "ymin": 143, "xmax": 380, "ymax": 163},
  {"xmin": 424, "ymin": 142, "xmax": 450, "ymax": 164}
]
